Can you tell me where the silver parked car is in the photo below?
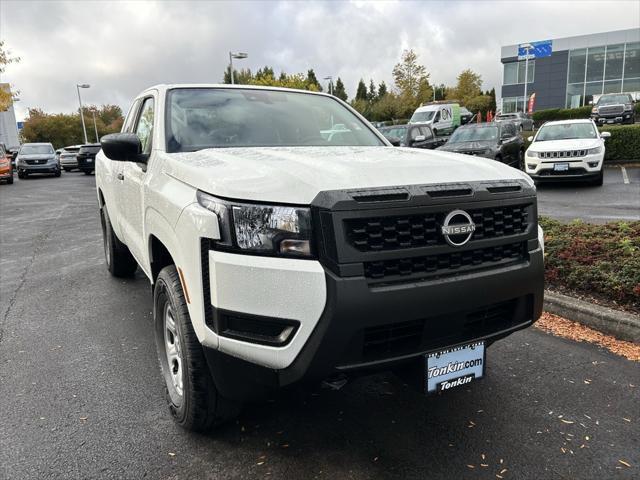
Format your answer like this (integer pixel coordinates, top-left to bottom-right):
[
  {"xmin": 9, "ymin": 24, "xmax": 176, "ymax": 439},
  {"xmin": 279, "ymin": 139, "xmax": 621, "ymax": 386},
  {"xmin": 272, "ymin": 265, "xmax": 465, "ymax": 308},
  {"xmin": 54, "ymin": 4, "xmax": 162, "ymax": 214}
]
[
  {"xmin": 494, "ymin": 112, "xmax": 535, "ymax": 132},
  {"xmin": 59, "ymin": 145, "xmax": 82, "ymax": 171}
]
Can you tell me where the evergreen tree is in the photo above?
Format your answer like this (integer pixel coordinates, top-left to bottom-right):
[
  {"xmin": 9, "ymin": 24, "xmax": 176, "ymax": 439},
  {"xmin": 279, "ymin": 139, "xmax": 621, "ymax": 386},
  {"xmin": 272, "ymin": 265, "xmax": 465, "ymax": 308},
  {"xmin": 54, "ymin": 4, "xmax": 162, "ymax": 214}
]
[
  {"xmin": 355, "ymin": 79, "xmax": 368, "ymax": 101},
  {"xmin": 377, "ymin": 81, "xmax": 388, "ymax": 98},
  {"xmin": 368, "ymin": 79, "xmax": 377, "ymax": 102},
  {"xmin": 333, "ymin": 77, "xmax": 348, "ymax": 101},
  {"xmin": 305, "ymin": 69, "xmax": 322, "ymax": 91}
]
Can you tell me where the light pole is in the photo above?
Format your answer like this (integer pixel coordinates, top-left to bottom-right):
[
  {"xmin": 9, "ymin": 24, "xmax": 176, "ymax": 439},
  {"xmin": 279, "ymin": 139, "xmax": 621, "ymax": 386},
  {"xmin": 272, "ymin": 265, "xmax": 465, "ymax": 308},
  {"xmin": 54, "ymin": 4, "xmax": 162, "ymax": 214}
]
[
  {"xmin": 76, "ymin": 84, "xmax": 90, "ymax": 144},
  {"xmin": 324, "ymin": 76, "xmax": 333, "ymax": 95},
  {"xmin": 229, "ymin": 52, "xmax": 248, "ymax": 84},
  {"xmin": 92, "ymin": 111, "xmax": 99, "ymax": 143},
  {"xmin": 521, "ymin": 43, "xmax": 533, "ymax": 113}
]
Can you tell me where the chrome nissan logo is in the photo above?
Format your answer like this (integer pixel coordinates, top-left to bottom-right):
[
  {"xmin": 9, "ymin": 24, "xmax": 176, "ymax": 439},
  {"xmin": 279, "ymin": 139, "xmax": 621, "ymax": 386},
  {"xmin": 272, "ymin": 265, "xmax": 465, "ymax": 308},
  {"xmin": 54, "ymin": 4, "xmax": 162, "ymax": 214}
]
[{"xmin": 441, "ymin": 210, "xmax": 476, "ymax": 247}]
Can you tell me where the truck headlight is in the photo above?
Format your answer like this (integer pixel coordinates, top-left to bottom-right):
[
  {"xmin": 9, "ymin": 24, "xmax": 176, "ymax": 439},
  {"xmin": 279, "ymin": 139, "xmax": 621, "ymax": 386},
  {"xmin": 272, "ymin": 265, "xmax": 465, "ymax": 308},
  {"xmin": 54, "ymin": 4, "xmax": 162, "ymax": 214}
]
[
  {"xmin": 624, "ymin": 103, "xmax": 633, "ymax": 111},
  {"xmin": 591, "ymin": 107, "xmax": 598, "ymax": 114},
  {"xmin": 587, "ymin": 146, "xmax": 603, "ymax": 155},
  {"xmin": 197, "ymin": 191, "xmax": 313, "ymax": 258},
  {"xmin": 526, "ymin": 150, "xmax": 538, "ymax": 158}
]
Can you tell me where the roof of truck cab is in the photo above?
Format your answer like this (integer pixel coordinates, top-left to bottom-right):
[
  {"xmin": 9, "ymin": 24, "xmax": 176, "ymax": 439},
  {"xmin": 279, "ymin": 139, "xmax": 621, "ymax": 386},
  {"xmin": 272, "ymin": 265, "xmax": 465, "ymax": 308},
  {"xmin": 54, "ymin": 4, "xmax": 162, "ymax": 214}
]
[{"xmin": 137, "ymin": 83, "xmax": 332, "ymax": 98}]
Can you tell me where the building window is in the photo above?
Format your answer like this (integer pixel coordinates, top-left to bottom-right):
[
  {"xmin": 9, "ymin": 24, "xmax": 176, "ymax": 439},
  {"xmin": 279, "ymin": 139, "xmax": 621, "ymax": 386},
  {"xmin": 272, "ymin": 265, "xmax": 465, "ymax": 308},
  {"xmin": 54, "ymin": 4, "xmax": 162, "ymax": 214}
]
[
  {"xmin": 605, "ymin": 44, "xmax": 624, "ymax": 80},
  {"xmin": 503, "ymin": 60, "xmax": 535, "ymax": 85},
  {"xmin": 501, "ymin": 96, "xmax": 527, "ymax": 113},
  {"xmin": 566, "ymin": 42, "xmax": 640, "ymax": 108}
]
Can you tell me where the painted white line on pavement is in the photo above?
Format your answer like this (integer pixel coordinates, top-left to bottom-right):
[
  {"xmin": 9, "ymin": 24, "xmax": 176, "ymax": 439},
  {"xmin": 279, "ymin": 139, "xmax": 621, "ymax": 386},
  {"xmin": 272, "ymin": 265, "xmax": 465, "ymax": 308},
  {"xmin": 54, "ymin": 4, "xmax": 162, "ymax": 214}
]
[{"xmin": 621, "ymin": 166, "xmax": 630, "ymax": 184}]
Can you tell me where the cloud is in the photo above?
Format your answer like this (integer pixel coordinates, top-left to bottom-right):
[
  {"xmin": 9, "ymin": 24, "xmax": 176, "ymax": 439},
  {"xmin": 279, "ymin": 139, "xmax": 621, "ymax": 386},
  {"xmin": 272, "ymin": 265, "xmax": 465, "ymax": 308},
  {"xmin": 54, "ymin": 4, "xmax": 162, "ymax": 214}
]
[{"xmin": 1, "ymin": 0, "xmax": 638, "ymax": 120}]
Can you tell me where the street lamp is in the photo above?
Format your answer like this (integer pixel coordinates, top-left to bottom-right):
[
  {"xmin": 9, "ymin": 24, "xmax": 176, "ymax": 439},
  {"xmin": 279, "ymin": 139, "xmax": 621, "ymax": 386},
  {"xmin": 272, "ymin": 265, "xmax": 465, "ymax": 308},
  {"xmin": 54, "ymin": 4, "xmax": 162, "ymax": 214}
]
[
  {"xmin": 324, "ymin": 76, "xmax": 333, "ymax": 95},
  {"xmin": 76, "ymin": 83, "xmax": 90, "ymax": 144},
  {"xmin": 521, "ymin": 43, "xmax": 534, "ymax": 114},
  {"xmin": 229, "ymin": 52, "xmax": 248, "ymax": 84}
]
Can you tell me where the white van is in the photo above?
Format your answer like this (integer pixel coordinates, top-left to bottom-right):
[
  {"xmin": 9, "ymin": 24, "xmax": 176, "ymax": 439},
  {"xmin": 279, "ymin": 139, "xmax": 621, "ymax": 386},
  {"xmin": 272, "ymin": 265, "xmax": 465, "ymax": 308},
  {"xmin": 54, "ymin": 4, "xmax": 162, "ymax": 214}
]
[{"xmin": 409, "ymin": 103, "xmax": 461, "ymax": 136}]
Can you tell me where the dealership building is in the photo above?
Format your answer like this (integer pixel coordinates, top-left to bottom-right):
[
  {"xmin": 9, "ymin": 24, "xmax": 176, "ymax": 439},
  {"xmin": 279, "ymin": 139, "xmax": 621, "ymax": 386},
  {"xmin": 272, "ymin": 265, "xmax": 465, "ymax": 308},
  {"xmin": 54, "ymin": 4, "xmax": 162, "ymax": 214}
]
[{"xmin": 500, "ymin": 28, "xmax": 640, "ymax": 113}]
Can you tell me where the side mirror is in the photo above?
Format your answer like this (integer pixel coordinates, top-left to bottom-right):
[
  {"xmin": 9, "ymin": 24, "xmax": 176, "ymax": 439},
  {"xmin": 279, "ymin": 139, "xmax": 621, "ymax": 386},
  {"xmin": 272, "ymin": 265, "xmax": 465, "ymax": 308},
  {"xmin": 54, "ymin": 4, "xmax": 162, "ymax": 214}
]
[
  {"xmin": 101, "ymin": 133, "xmax": 144, "ymax": 162},
  {"xmin": 387, "ymin": 136, "xmax": 401, "ymax": 147},
  {"xmin": 413, "ymin": 135, "xmax": 426, "ymax": 143},
  {"xmin": 527, "ymin": 136, "xmax": 534, "ymax": 142},
  {"xmin": 600, "ymin": 131, "xmax": 611, "ymax": 139}
]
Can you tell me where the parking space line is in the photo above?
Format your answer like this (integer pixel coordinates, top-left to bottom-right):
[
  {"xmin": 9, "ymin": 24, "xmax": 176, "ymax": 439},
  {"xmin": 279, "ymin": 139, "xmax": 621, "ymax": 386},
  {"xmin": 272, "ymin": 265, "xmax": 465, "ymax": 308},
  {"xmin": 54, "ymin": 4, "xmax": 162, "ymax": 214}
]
[{"xmin": 621, "ymin": 166, "xmax": 630, "ymax": 184}]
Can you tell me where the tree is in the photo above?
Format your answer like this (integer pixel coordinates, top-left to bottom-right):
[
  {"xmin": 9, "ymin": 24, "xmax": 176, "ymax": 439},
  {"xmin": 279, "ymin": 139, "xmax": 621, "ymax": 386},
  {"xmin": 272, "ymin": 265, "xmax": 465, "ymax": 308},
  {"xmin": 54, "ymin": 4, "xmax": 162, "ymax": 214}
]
[
  {"xmin": 377, "ymin": 81, "xmax": 388, "ymax": 98},
  {"xmin": 434, "ymin": 83, "xmax": 447, "ymax": 101},
  {"xmin": 487, "ymin": 87, "xmax": 497, "ymax": 113},
  {"xmin": 355, "ymin": 79, "xmax": 368, "ymax": 101},
  {"xmin": 21, "ymin": 105, "xmax": 124, "ymax": 148},
  {"xmin": 392, "ymin": 49, "xmax": 430, "ymax": 100},
  {"xmin": 465, "ymin": 95, "xmax": 492, "ymax": 116},
  {"xmin": 368, "ymin": 79, "xmax": 377, "ymax": 102},
  {"xmin": 452, "ymin": 69, "xmax": 483, "ymax": 106},
  {"xmin": 333, "ymin": 77, "xmax": 348, "ymax": 101},
  {"xmin": 223, "ymin": 66, "xmax": 253, "ymax": 84},
  {"xmin": 0, "ymin": 41, "xmax": 20, "ymax": 111},
  {"xmin": 305, "ymin": 69, "xmax": 322, "ymax": 91}
]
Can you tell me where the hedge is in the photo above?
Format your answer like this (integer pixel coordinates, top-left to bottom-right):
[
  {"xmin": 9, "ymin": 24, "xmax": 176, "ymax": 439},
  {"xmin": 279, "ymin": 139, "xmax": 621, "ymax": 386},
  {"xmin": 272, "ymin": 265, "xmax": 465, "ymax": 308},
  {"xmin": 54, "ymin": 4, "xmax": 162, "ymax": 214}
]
[
  {"xmin": 522, "ymin": 123, "xmax": 640, "ymax": 161},
  {"xmin": 539, "ymin": 217, "xmax": 640, "ymax": 312},
  {"xmin": 532, "ymin": 103, "xmax": 640, "ymax": 123}
]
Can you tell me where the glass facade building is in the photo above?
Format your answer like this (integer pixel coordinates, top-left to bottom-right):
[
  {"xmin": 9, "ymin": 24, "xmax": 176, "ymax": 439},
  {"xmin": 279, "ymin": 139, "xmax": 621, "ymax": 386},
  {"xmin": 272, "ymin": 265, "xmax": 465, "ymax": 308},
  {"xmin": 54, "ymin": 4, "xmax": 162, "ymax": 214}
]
[{"xmin": 500, "ymin": 29, "xmax": 640, "ymax": 113}]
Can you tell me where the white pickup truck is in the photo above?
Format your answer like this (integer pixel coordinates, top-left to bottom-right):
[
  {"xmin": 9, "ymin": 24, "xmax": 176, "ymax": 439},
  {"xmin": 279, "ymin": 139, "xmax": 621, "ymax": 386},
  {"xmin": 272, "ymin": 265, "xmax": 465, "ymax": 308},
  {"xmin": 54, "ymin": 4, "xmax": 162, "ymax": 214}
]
[{"xmin": 96, "ymin": 84, "xmax": 544, "ymax": 431}]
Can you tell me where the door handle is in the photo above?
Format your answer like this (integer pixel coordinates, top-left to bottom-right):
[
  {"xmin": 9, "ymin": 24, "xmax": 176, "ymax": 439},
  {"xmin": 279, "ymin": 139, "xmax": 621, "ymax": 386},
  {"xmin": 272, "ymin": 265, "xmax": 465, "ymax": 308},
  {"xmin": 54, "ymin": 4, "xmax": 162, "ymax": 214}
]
[{"xmin": 117, "ymin": 173, "xmax": 124, "ymax": 181}]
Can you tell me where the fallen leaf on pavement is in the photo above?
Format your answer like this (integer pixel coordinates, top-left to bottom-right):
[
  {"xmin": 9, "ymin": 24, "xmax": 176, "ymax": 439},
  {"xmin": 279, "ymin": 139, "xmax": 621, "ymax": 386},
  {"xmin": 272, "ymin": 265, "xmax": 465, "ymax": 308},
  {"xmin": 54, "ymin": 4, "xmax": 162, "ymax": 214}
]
[{"xmin": 618, "ymin": 460, "xmax": 630, "ymax": 467}]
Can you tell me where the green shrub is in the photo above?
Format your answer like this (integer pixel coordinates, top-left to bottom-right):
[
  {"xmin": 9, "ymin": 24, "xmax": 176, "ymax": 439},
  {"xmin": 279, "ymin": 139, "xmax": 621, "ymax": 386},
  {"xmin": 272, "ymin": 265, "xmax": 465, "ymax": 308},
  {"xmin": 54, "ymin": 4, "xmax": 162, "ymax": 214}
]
[
  {"xmin": 532, "ymin": 106, "xmax": 593, "ymax": 123},
  {"xmin": 600, "ymin": 124, "xmax": 640, "ymax": 161},
  {"xmin": 539, "ymin": 217, "xmax": 640, "ymax": 311},
  {"xmin": 521, "ymin": 124, "xmax": 640, "ymax": 162}
]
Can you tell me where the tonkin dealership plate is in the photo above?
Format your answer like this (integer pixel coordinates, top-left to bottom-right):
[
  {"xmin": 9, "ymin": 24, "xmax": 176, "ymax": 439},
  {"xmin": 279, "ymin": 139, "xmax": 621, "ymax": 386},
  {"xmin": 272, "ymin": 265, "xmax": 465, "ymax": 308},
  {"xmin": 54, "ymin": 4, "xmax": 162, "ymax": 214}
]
[{"xmin": 425, "ymin": 341, "xmax": 485, "ymax": 393}]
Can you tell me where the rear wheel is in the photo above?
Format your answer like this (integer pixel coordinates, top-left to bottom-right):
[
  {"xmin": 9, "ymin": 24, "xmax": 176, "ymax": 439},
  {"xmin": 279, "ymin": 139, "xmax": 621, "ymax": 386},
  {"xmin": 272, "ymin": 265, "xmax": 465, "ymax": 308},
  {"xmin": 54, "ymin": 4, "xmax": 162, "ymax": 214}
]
[
  {"xmin": 54, "ymin": 169, "xmax": 61, "ymax": 177},
  {"xmin": 84, "ymin": 170, "xmax": 93, "ymax": 175},
  {"xmin": 6, "ymin": 175, "xmax": 13, "ymax": 184},
  {"xmin": 154, "ymin": 265, "xmax": 241, "ymax": 431},
  {"xmin": 518, "ymin": 150, "xmax": 525, "ymax": 170},
  {"xmin": 101, "ymin": 206, "xmax": 138, "ymax": 277}
]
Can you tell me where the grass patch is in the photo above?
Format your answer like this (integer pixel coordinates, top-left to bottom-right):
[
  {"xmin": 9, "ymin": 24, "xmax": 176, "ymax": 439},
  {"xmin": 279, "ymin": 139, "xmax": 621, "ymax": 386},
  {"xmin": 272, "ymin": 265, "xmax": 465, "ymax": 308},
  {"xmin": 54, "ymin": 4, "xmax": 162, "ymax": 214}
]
[{"xmin": 539, "ymin": 217, "xmax": 640, "ymax": 312}]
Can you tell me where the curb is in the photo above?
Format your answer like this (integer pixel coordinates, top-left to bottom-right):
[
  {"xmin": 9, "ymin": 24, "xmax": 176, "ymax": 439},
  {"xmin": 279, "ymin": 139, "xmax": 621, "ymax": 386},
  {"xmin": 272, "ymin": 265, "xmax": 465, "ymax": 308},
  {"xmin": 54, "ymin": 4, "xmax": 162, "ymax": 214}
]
[{"xmin": 543, "ymin": 290, "xmax": 640, "ymax": 343}]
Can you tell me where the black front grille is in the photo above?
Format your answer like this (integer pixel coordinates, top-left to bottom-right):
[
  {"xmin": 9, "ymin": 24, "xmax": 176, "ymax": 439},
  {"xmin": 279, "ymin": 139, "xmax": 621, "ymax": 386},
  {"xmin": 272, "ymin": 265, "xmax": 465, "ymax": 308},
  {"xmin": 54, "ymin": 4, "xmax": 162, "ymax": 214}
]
[
  {"xmin": 538, "ymin": 168, "xmax": 588, "ymax": 176},
  {"xmin": 365, "ymin": 241, "xmax": 527, "ymax": 281},
  {"xmin": 346, "ymin": 204, "xmax": 529, "ymax": 252},
  {"xmin": 361, "ymin": 299, "xmax": 521, "ymax": 360},
  {"xmin": 540, "ymin": 150, "xmax": 587, "ymax": 159}
]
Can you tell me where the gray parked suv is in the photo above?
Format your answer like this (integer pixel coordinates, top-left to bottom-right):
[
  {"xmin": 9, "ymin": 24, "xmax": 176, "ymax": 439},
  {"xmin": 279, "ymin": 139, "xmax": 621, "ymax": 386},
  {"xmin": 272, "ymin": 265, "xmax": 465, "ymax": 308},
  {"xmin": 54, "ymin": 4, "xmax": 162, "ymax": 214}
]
[
  {"xmin": 16, "ymin": 143, "xmax": 61, "ymax": 179},
  {"xmin": 494, "ymin": 112, "xmax": 535, "ymax": 132}
]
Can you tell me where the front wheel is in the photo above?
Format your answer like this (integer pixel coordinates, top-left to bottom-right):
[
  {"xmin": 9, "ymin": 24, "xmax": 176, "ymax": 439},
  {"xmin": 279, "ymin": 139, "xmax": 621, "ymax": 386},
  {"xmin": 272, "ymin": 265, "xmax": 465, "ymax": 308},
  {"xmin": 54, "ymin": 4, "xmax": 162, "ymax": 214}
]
[
  {"xmin": 154, "ymin": 265, "xmax": 241, "ymax": 431},
  {"xmin": 518, "ymin": 150, "xmax": 525, "ymax": 171},
  {"xmin": 592, "ymin": 169, "xmax": 604, "ymax": 186},
  {"xmin": 7, "ymin": 175, "xmax": 13, "ymax": 184},
  {"xmin": 101, "ymin": 206, "xmax": 138, "ymax": 277}
]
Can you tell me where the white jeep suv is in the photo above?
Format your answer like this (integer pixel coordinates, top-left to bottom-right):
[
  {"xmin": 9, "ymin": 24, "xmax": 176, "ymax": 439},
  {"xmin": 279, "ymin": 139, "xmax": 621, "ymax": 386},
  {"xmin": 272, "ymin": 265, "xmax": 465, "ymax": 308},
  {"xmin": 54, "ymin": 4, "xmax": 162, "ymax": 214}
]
[
  {"xmin": 96, "ymin": 84, "xmax": 544, "ymax": 431},
  {"xmin": 525, "ymin": 119, "xmax": 610, "ymax": 186}
]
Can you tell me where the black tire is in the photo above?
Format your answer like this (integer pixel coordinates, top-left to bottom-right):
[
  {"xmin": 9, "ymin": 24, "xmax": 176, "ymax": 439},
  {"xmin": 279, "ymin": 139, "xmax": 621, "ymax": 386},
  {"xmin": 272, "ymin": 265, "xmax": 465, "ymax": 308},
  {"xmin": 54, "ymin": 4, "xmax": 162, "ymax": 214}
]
[
  {"xmin": 495, "ymin": 154, "xmax": 503, "ymax": 164},
  {"xmin": 54, "ymin": 170, "xmax": 61, "ymax": 177},
  {"xmin": 7, "ymin": 175, "xmax": 13, "ymax": 184},
  {"xmin": 63, "ymin": 168, "xmax": 70, "ymax": 172},
  {"xmin": 592, "ymin": 169, "xmax": 604, "ymax": 186},
  {"xmin": 83, "ymin": 170, "xmax": 93, "ymax": 175},
  {"xmin": 154, "ymin": 265, "xmax": 241, "ymax": 432},
  {"xmin": 101, "ymin": 206, "xmax": 138, "ymax": 277}
]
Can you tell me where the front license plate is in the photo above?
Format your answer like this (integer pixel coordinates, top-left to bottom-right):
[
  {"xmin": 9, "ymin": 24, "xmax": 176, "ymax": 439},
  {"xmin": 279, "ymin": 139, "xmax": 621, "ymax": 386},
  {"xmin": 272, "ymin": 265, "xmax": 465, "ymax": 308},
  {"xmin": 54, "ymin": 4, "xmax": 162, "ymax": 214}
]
[
  {"xmin": 87, "ymin": 159, "xmax": 93, "ymax": 163},
  {"xmin": 554, "ymin": 163, "xmax": 569, "ymax": 172},
  {"xmin": 607, "ymin": 119, "xmax": 614, "ymax": 124},
  {"xmin": 426, "ymin": 341, "xmax": 485, "ymax": 393}
]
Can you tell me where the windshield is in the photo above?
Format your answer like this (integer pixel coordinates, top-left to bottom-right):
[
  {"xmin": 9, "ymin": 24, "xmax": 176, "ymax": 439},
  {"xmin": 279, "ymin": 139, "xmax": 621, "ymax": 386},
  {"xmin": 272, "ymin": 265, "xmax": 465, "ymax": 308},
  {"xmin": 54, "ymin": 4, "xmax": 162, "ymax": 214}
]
[
  {"xmin": 380, "ymin": 127, "xmax": 407, "ymax": 139},
  {"xmin": 535, "ymin": 123, "xmax": 597, "ymax": 142},
  {"xmin": 80, "ymin": 146, "xmax": 101, "ymax": 154},
  {"xmin": 20, "ymin": 145, "xmax": 54, "ymax": 155},
  {"xmin": 165, "ymin": 88, "xmax": 384, "ymax": 152},
  {"xmin": 598, "ymin": 94, "xmax": 631, "ymax": 105},
  {"xmin": 409, "ymin": 111, "xmax": 435, "ymax": 123},
  {"xmin": 449, "ymin": 126, "xmax": 499, "ymax": 143}
]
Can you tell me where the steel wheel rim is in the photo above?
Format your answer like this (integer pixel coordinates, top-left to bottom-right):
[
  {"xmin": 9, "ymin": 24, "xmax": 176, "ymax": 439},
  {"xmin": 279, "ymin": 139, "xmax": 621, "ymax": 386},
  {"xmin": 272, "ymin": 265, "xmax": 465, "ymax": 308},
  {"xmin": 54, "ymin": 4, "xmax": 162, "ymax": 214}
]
[{"xmin": 164, "ymin": 303, "xmax": 184, "ymax": 401}]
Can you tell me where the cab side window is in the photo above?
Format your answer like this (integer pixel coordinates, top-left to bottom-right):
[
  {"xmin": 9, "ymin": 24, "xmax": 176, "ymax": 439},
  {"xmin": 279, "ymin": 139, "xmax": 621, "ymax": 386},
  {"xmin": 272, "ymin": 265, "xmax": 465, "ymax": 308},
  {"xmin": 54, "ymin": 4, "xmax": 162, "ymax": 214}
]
[
  {"xmin": 135, "ymin": 98, "xmax": 155, "ymax": 155},
  {"xmin": 419, "ymin": 126, "xmax": 433, "ymax": 140},
  {"xmin": 503, "ymin": 123, "xmax": 515, "ymax": 137},
  {"xmin": 409, "ymin": 127, "xmax": 420, "ymax": 140},
  {"xmin": 122, "ymin": 99, "xmax": 141, "ymax": 133}
]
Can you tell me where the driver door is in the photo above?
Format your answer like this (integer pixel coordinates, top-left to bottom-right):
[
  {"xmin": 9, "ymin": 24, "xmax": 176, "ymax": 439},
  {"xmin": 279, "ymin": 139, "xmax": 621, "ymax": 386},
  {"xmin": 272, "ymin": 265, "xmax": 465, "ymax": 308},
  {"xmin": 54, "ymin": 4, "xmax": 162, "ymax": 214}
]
[{"xmin": 118, "ymin": 95, "xmax": 155, "ymax": 269}]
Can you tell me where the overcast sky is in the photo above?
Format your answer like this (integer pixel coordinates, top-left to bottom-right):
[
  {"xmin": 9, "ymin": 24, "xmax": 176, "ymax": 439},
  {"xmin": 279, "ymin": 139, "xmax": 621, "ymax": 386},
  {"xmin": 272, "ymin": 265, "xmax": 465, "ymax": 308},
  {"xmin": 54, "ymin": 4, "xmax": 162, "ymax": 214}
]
[{"xmin": 1, "ymin": 0, "xmax": 638, "ymax": 121}]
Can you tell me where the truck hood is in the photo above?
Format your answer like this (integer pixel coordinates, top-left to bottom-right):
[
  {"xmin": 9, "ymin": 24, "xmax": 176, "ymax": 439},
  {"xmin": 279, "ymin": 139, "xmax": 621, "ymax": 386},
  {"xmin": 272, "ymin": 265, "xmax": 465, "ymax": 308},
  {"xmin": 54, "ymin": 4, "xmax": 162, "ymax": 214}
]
[
  {"xmin": 163, "ymin": 146, "xmax": 531, "ymax": 204},
  {"xmin": 529, "ymin": 139, "xmax": 601, "ymax": 152}
]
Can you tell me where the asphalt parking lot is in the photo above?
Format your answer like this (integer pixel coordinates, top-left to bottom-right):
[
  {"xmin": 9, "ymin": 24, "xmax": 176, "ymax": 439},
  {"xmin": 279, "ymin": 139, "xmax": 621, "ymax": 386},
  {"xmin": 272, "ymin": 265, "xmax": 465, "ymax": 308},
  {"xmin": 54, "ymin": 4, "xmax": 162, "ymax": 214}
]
[
  {"xmin": 537, "ymin": 165, "xmax": 640, "ymax": 223},
  {"xmin": 0, "ymin": 173, "xmax": 638, "ymax": 480}
]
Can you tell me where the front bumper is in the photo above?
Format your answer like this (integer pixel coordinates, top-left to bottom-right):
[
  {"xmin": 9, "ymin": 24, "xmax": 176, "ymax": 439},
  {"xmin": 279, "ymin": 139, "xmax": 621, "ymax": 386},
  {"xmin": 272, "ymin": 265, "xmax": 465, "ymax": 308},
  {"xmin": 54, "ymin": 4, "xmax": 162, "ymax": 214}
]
[
  {"xmin": 591, "ymin": 113, "xmax": 634, "ymax": 124},
  {"xmin": 18, "ymin": 163, "xmax": 59, "ymax": 173},
  {"xmin": 525, "ymin": 152, "xmax": 603, "ymax": 181},
  {"xmin": 202, "ymin": 239, "xmax": 544, "ymax": 402}
]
